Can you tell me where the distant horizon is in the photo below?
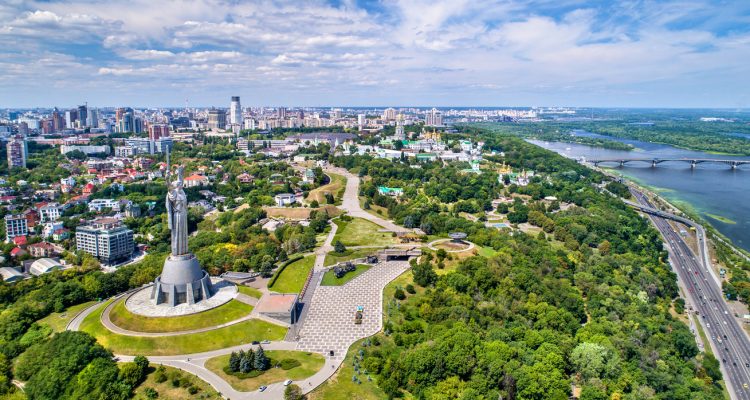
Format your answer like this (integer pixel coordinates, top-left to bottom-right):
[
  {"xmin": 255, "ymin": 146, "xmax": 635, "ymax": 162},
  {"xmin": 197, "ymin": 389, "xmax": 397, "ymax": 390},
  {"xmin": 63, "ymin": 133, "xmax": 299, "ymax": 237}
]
[{"xmin": 3, "ymin": 104, "xmax": 750, "ymax": 112}]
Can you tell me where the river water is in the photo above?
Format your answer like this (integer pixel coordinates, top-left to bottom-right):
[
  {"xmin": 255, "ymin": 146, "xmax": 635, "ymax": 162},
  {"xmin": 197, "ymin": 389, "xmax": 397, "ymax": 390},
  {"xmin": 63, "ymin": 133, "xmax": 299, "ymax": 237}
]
[{"xmin": 528, "ymin": 132, "xmax": 750, "ymax": 252}]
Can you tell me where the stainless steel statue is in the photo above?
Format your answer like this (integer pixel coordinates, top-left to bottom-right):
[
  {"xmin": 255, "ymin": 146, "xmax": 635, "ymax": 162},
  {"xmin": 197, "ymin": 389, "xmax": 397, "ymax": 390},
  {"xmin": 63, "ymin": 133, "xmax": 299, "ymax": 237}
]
[
  {"xmin": 151, "ymin": 154, "xmax": 213, "ymax": 306},
  {"xmin": 166, "ymin": 165, "xmax": 189, "ymax": 256}
]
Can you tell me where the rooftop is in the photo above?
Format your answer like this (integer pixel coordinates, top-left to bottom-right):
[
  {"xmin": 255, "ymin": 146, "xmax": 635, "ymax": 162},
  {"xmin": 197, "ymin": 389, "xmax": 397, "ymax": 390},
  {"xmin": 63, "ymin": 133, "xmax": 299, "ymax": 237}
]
[{"xmin": 254, "ymin": 293, "xmax": 298, "ymax": 314}]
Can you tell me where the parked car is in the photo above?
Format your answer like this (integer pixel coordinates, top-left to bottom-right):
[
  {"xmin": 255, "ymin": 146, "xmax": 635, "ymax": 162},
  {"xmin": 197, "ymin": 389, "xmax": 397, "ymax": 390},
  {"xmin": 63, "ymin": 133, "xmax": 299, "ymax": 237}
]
[{"xmin": 284, "ymin": 379, "xmax": 293, "ymax": 386}]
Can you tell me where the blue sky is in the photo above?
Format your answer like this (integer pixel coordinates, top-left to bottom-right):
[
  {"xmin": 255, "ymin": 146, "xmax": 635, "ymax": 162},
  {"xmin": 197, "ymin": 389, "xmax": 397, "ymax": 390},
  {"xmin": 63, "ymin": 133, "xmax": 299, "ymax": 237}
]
[{"xmin": 1, "ymin": 0, "xmax": 749, "ymax": 108}]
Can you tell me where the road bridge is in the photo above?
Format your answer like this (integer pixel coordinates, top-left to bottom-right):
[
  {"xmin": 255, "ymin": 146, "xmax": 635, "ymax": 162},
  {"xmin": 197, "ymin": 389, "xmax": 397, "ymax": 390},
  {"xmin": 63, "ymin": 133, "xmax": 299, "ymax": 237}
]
[{"xmin": 589, "ymin": 158, "xmax": 750, "ymax": 169}]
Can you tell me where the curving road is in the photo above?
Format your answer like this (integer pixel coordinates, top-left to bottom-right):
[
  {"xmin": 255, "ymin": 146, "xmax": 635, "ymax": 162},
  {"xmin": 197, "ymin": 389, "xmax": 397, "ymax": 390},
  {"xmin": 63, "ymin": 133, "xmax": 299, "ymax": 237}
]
[{"xmin": 631, "ymin": 188, "xmax": 750, "ymax": 400}]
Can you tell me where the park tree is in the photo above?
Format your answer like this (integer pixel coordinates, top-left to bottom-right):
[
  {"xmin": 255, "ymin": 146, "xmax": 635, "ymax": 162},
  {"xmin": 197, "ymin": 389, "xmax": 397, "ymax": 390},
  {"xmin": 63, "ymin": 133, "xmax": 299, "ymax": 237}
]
[
  {"xmin": 412, "ymin": 261, "xmax": 437, "ymax": 287},
  {"xmin": 284, "ymin": 383, "xmax": 304, "ymax": 400},
  {"xmin": 334, "ymin": 240, "xmax": 346, "ymax": 254},
  {"xmin": 254, "ymin": 346, "xmax": 269, "ymax": 371},
  {"xmin": 229, "ymin": 352, "xmax": 241, "ymax": 372}
]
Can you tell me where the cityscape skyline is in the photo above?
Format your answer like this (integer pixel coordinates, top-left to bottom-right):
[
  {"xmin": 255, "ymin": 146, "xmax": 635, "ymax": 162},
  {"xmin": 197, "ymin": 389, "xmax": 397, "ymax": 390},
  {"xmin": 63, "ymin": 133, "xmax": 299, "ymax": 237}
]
[{"xmin": 2, "ymin": 0, "xmax": 750, "ymax": 108}]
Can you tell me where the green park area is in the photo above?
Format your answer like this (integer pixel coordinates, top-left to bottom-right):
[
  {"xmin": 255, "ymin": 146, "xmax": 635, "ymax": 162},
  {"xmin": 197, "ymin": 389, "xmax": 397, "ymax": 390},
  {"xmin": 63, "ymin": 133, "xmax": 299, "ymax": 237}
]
[
  {"xmin": 269, "ymin": 255, "xmax": 315, "ymax": 294},
  {"xmin": 333, "ymin": 217, "xmax": 398, "ymax": 247},
  {"xmin": 237, "ymin": 285, "xmax": 264, "ymax": 299},
  {"xmin": 38, "ymin": 301, "xmax": 97, "ymax": 332},
  {"xmin": 108, "ymin": 299, "xmax": 253, "ymax": 333},
  {"xmin": 132, "ymin": 364, "xmax": 221, "ymax": 400},
  {"xmin": 80, "ymin": 301, "xmax": 287, "ymax": 356},
  {"xmin": 308, "ymin": 338, "xmax": 388, "ymax": 400},
  {"xmin": 321, "ymin": 265, "xmax": 370, "ymax": 286},
  {"xmin": 205, "ymin": 350, "xmax": 325, "ymax": 392},
  {"xmin": 307, "ymin": 172, "xmax": 346, "ymax": 204}
]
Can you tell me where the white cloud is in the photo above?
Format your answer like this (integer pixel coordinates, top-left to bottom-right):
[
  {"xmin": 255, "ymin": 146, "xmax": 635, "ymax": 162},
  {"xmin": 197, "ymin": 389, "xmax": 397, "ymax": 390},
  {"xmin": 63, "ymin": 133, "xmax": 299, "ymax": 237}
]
[{"xmin": 0, "ymin": 0, "xmax": 748, "ymax": 106}]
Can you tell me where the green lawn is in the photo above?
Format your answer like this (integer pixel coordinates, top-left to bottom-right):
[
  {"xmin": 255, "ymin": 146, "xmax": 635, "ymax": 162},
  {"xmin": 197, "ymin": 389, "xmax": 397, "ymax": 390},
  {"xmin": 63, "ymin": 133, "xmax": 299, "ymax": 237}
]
[
  {"xmin": 205, "ymin": 350, "xmax": 325, "ymax": 392},
  {"xmin": 38, "ymin": 301, "xmax": 97, "ymax": 332},
  {"xmin": 108, "ymin": 299, "xmax": 253, "ymax": 333},
  {"xmin": 308, "ymin": 172, "xmax": 346, "ymax": 204},
  {"xmin": 333, "ymin": 218, "xmax": 398, "ymax": 247},
  {"xmin": 321, "ymin": 265, "xmax": 370, "ymax": 286},
  {"xmin": 269, "ymin": 255, "xmax": 315, "ymax": 294},
  {"xmin": 80, "ymin": 301, "xmax": 287, "ymax": 356},
  {"xmin": 308, "ymin": 338, "xmax": 387, "ymax": 400},
  {"xmin": 237, "ymin": 285, "xmax": 264, "ymax": 299},
  {"xmin": 132, "ymin": 364, "xmax": 221, "ymax": 400},
  {"xmin": 476, "ymin": 246, "xmax": 499, "ymax": 258},
  {"xmin": 324, "ymin": 247, "xmax": 382, "ymax": 267}
]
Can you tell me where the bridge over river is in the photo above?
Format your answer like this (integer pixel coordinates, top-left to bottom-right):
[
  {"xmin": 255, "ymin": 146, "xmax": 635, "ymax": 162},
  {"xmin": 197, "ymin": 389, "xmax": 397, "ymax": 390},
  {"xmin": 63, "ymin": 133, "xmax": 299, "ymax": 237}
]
[{"xmin": 588, "ymin": 158, "xmax": 750, "ymax": 169}]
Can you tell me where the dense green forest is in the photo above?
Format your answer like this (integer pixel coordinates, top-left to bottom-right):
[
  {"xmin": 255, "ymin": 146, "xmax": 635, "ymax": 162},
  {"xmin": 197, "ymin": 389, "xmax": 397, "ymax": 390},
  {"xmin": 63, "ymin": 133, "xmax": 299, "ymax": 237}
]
[
  {"xmin": 332, "ymin": 130, "xmax": 724, "ymax": 399},
  {"xmin": 470, "ymin": 115, "xmax": 750, "ymax": 155}
]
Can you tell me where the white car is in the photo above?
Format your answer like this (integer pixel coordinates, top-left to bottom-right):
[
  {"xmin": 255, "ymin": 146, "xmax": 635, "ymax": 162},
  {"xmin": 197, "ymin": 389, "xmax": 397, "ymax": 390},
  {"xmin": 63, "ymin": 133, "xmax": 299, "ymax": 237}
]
[{"xmin": 284, "ymin": 379, "xmax": 293, "ymax": 386}]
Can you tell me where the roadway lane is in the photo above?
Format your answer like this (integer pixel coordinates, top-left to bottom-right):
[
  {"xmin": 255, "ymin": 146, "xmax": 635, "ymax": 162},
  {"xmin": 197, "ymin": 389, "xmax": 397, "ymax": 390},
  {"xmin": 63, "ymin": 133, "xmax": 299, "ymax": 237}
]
[{"xmin": 632, "ymin": 189, "xmax": 750, "ymax": 400}]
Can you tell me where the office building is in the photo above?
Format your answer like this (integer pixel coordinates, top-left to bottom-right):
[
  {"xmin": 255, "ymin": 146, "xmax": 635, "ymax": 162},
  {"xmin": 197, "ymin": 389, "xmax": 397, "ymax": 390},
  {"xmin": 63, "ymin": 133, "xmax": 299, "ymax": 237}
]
[
  {"xmin": 425, "ymin": 108, "xmax": 443, "ymax": 127},
  {"xmin": 124, "ymin": 137, "xmax": 173, "ymax": 154},
  {"xmin": 6, "ymin": 135, "xmax": 27, "ymax": 169},
  {"xmin": 87, "ymin": 108, "xmax": 98, "ymax": 128},
  {"xmin": 230, "ymin": 96, "xmax": 242, "ymax": 125},
  {"xmin": 76, "ymin": 225, "xmax": 134, "ymax": 264},
  {"xmin": 207, "ymin": 109, "xmax": 226, "ymax": 130},
  {"xmin": 5, "ymin": 214, "xmax": 28, "ymax": 242},
  {"xmin": 52, "ymin": 108, "xmax": 64, "ymax": 132},
  {"xmin": 278, "ymin": 107, "xmax": 286, "ymax": 119},
  {"xmin": 77, "ymin": 105, "xmax": 88, "ymax": 127},
  {"xmin": 65, "ymin": 109, "xmax": 78, "ymax": 129}
]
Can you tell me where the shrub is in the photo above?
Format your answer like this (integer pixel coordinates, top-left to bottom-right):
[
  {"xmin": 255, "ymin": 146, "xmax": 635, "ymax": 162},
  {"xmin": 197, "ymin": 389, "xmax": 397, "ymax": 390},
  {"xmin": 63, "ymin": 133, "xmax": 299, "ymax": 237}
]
[
  {"xmin": 144, "ymin": 387, "xmax": 159, "ymax": 399},
  {"xmin": 188, "ymin": 386, "xmax": 199, "ymax": 395},
  {"xmin": 405, "ymin": 284, "xmax": 416, "ymax": 294},
  {"xmin": 280, "ymin": 358, "xmax": 301, "ymax": 370},
  {"xmin": 394, "ymin": 288, "xmax": 406, "ymax": 300}
]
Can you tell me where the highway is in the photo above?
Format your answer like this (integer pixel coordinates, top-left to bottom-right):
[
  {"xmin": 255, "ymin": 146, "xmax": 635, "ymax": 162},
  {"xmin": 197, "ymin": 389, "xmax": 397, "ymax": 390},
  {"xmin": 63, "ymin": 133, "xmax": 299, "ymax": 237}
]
[{"xmin": 630, "ymin": 188, "xmax": 750, "ymax": 399}]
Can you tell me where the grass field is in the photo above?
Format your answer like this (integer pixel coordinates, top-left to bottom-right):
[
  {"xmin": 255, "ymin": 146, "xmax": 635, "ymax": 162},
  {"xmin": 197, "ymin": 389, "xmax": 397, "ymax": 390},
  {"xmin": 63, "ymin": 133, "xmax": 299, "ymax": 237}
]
[
  {"xmin": 332, "ymin": 218, "xmax": 398, "ymax": 247},
  {"xmin": 321, "ymin": 265, "xmax": 370, "ymax": 286},
  {"xmin": 205, "ymin": 350, "xmax": 325, "ymax": 392},
  {"xmin": 308, "ymin": 337, "xmax": 387, "ymax": 400},
  {"xmin": 269, "ymin": 255, "xmax": 315, "ymax": 294},
  {"xmin": 132, "ymin": 364, "xmax": 221, "ymax": 400},
  {"xmin": 108, "ymin": 299, "xmax": 253, "ymax": 333},
  {"xmin": 324, "ymin": 247, "xmax": 382, "ymax": 266},
  {"xmin": 38, "ymin": 301, "xmax": 97, "ymax": 332},
  {"xmin": 81, "ymin": 301, "xmax": 287, "ymax": 356},
  {"xmin": 307, "ymin": 173, "xmax": 346, "ymax": 204},
  {"xmin": 237, "ymin": 285, "xmax": 264, "ymax": 299}
]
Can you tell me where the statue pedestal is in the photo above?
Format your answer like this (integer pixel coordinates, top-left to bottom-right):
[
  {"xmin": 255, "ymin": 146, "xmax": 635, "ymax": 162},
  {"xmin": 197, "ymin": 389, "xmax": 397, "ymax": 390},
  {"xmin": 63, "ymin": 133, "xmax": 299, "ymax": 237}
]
[{"xmin": 151, "ymin": 253, "xmax": 213, "ymax": 306}]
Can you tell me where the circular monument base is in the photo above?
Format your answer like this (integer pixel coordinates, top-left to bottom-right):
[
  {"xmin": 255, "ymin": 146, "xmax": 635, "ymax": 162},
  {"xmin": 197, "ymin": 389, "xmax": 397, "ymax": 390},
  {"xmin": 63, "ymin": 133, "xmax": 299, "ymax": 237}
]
[{"xmin": 125, "ymin": 277, "xmax": 237, "ymax": 317}]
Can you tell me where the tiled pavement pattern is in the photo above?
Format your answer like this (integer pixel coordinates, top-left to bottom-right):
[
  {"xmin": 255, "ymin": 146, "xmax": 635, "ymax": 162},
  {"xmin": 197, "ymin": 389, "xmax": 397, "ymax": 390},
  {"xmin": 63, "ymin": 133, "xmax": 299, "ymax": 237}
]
[{"xmin": 296, "ymin": 260, "xmax": 409, "ymax": 360}]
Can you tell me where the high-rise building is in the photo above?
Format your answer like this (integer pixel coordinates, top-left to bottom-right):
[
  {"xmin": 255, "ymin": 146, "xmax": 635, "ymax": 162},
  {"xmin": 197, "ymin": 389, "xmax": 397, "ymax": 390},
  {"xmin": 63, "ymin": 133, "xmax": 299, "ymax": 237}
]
[
  {"xmin": 87, "ymin": 108, "xmax": 98, "ymax": 128},
  {"xmin": 230, "ymin": 96, "xmax": 242, "ymax": 125},
  {"xmin": 148, "ymin": 124, "xmax": 170, "ymax": 140},
  {"xmin": 382, "ymin": 107, "xmax": 397, "ymax": 121},
  {"xmin": 65, "ymin": 109, "xmax": 78, "ymax": 129},
  {"xmin": 76, "ymin": 225, "xmax": 134, "ymax": 264},
  {"xmin": 18, "ymin": 122, "xmax": 29, "ymax": 136},
  {"xmin": 358, "ymin": 114, "xmax": 366, "ymax": 130},
  {"xmin": 6, "ymin": 135, "xmax": 27, "ymax": 169},
  {"xmin": 77, "ymin": 105, "xmax": 88, "ymax": 127},
  {"xmin": 115, "ymin": 108, "xmax": 136, "ymax": 133},
  {"xmin": 277, "ymin": 107, "xmax": 287, "ymax": 119},
  {"xmin": 52, "ymin": 108, "xmax": 64, "ymax": 132},
  {"xmin": 425, "ymin": 108, "xmax": 443, "ymax": 127},
  {"xmin": 207, "ymin": 109, "xmax": 226, "ymax": 130}
]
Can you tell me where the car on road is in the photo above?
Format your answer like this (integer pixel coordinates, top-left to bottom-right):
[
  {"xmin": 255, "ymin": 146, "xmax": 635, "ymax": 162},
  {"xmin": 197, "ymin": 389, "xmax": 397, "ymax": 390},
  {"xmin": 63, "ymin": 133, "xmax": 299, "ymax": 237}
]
[
  {"xmin": 284, "ymin": 379, "xmax": 293, "ymax": 386},
  {"xmin": 261, "ymin": 340, "xmax": 271, "ymax": 344},
  {"xmin": 745, "ymin": 383, "xmax": 749, "ymax": 389},
  {"xmin": 251, "ymin": 341, "xmax": 260, "ymax": 345},
  {"xmin": 259, "ymin": 386, "xmax": 267, "ymax": 392}
]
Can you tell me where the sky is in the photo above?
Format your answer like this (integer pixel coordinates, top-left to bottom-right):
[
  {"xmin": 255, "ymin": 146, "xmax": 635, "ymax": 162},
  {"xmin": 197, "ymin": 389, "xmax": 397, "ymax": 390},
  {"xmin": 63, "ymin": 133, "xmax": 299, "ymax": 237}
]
[{"xmin": 1, "ymin": 0, "xmax": 749, "ymax": 108}]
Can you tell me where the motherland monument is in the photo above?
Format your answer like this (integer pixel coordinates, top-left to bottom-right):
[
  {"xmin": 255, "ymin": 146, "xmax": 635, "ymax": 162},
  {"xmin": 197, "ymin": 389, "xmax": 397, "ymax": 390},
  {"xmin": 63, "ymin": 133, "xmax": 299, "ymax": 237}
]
[{"xmin": 151, "ymin": 155, "xmax": 213, "ymax": 306}]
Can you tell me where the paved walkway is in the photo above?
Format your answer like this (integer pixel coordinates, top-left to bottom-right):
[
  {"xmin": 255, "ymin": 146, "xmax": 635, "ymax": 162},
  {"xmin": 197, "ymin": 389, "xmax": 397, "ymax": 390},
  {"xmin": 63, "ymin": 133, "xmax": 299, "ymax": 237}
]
[
  {"xmin": 329, "ymin": 167, "xmax": 410, "ymax": 233},
  {"xmin": 427, "ymin": 238, "xmax": 475, "ymax": 253},
  {"xmin": 296, "ymin": 260, "xmax": 410, "ymax": 360}
]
